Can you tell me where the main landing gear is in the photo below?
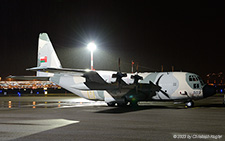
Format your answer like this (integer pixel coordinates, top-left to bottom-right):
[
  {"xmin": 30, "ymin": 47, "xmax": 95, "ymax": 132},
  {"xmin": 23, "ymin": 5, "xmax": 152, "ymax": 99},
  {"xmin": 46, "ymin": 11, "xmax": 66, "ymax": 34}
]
[
  {"xmin": 107, "ymin": 102, "xmax": 128, "ymax": 107},
  {"xmin": 107, "ymin": 101, "xmax": 134, "ymax": 107},
  {"xmin": 107, "ymin": 102, "xmax": 116, "ymax": 107},
  {"xmin": 107, "ymin": 98, "xmax": 129, "ymax": 107}
]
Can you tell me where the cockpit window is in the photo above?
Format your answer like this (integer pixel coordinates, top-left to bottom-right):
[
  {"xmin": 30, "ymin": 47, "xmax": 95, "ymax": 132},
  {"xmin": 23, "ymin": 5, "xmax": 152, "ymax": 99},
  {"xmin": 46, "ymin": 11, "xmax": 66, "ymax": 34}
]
[
  {"xmin": 193, "ymin": 77, "xmax": 197, "ymax": 81},
  {"xmin": 189, "ymin": 76, "xmax": 193, "ymax": 81},
  {"xmin": 187, "ymin": 74, "xmax": 205, "ymax": 89},
  {"xmin": 189, "ymin": 75, "xmax": 197, "ymax": 81},
  {"xmin": 189, "ymin": 75, "xmax": 202, "ymax": 82},
  {"xmin": 194, "ymin": 84, "xmax": 200, "ymax": 89}
]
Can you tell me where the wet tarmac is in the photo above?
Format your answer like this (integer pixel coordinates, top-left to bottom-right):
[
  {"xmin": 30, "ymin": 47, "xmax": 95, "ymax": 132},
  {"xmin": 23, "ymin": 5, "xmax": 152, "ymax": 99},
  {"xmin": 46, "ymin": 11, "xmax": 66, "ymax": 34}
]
[{"xmin": 0, "ymin": 94, "xmax": 224, "ymax": 140}]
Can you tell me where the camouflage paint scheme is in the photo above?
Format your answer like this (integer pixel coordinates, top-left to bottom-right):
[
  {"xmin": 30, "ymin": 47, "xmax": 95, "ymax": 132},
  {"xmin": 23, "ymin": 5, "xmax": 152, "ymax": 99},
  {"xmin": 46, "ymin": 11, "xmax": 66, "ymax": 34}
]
[{"xmin": 50, "ymin": 71, "xmax": 204, "ymax": 103}]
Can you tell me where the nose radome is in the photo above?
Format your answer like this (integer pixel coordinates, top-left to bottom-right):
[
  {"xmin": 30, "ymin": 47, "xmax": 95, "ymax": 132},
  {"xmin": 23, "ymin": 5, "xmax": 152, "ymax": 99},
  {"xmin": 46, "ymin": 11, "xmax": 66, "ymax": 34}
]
[{"xmin": 203, "ymin": 85, "xmax": 216, "ymax": 98}]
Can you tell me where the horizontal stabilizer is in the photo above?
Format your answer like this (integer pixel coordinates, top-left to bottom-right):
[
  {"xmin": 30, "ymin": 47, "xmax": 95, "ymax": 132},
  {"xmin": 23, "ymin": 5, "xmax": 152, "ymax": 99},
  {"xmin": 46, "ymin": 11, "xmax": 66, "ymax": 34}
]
[{"xmin": 7, "ymin": 75, "xmax": 50, "ymax": 81}]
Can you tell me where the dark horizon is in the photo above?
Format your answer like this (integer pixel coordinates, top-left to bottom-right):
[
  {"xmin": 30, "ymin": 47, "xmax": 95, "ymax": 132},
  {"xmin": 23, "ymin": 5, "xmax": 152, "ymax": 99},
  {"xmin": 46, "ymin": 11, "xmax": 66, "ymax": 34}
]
[{"xmin": 1, "ymin": 0, "xmax": 224, "ymax": 80}]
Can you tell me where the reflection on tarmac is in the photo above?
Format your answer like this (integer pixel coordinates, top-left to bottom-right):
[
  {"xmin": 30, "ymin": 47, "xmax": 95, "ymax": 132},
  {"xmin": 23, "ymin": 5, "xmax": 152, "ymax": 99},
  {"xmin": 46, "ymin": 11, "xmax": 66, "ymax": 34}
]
[
  {"xmin": 0, "ymin": 97, "xmax": 107, "ymax": 109},
  {"xmin": 0, "ymin": 94, "xmax": 224, "ymax": 109},
  {"xmin": 0, "ymin": 94, "xmax": 224, "ymax": 110}
]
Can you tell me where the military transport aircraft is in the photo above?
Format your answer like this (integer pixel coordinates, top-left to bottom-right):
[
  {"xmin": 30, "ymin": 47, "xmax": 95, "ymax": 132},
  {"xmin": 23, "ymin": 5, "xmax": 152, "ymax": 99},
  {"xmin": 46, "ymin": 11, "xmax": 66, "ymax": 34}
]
[{"xmin": 9, "ymin": 33, "xmax": 216, "ymax": 107}]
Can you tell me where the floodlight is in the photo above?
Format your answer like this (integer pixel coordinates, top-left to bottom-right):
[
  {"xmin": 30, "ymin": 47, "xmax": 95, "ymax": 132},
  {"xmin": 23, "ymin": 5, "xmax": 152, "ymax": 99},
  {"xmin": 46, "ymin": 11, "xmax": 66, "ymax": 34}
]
[{"xmin": 87, "ymin": 42, "xmax": 96, "ymax": 51}]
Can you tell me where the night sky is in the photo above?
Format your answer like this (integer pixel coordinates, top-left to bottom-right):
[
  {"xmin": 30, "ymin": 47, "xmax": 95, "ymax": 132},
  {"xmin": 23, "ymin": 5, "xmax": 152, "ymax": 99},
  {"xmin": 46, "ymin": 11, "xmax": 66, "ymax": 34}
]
[{"xmin": 1, "ymin": 0, "xmax": 224, "ymax": 80}]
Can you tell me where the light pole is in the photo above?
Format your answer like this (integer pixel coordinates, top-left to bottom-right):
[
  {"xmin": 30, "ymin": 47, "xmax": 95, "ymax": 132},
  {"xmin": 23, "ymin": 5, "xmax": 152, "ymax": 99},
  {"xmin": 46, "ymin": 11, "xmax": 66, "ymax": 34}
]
[{"xmin": 87, "ymin": 42, "xmax": 96, "ymax": 70}]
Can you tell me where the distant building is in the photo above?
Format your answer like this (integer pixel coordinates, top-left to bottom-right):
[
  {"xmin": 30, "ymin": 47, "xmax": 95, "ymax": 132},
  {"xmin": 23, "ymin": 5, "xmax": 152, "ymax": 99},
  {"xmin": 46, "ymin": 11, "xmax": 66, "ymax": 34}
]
[
  {"xmin": 206, "ymin": 72, "xmax": 224, "ymax": 85},
  {"xmin": 0, "ymin": 81, "xmax": 59, "ymax": 89},
  {"xmin": 206, "ymin": 72, "xmax": 224, "ymax": 93}
]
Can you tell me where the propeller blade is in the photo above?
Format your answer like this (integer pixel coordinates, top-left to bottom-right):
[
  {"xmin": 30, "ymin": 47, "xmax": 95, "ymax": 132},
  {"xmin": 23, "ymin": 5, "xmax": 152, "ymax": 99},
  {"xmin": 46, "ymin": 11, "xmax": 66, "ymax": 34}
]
[
  {"xmin": 156, "ymin": 74, "xmax": 163, "ymax": 85},
  {"xmin": 136, "ymin": 63, "xmax": 139, "ymax": 73},
  {"xmin": 131, "ymin": 72, "xmax": 143, "ymax": 95},
  {"xmin": 160, "ymin": 90, "xmax": 170, "ymax": 98},
  {"xmin": 131, "ymin": 74, "xmax": 143, "ymax": 84},
  {"xmin": 112, "ymin": 58, "xmax": 127, "ymax": 92},
  {"xmin": 118, "ymin": 58, "xmax": 121, "ymax": 72}
]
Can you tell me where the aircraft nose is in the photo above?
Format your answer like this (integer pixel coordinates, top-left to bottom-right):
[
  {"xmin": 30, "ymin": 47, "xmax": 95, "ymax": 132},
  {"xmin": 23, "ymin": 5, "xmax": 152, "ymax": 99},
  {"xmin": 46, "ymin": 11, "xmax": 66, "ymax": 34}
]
[{"xmin": 203, "ymin": 85, "xmax": 216, "ymax": 98}]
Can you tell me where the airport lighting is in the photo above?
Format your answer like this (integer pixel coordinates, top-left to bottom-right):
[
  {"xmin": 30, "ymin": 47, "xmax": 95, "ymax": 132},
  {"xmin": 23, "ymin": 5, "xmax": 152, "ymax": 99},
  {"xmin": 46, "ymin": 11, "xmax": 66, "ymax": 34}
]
[{"xmin": 87, "ymin": 42, "xmax": 96, "ymax": 70}]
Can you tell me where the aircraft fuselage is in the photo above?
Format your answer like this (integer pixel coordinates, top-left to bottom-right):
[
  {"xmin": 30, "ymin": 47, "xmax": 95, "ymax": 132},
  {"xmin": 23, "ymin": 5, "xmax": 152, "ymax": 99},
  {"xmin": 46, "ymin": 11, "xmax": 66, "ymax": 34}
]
[{"xmin": 50, "ymin": 71, "xmax": 215, "ymax": 106}]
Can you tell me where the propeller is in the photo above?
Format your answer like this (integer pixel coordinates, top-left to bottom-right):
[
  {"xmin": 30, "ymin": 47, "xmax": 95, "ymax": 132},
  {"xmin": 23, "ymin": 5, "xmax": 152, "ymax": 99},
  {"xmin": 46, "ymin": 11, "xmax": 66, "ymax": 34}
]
[
  {"xmin": 112, "ymin": 58, "xmax": 127, "ymax": 90},
  {"xmin": 131, "ymin": 62, "xmax": 143, "ymax": 94}
]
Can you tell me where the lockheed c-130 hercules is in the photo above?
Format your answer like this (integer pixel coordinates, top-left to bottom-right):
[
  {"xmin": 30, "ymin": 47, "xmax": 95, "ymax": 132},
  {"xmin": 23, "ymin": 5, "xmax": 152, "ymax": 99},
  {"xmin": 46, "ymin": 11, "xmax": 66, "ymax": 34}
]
[{"xmin": 9, "ymin": 33, "xmax": 216, "ymax": 108}]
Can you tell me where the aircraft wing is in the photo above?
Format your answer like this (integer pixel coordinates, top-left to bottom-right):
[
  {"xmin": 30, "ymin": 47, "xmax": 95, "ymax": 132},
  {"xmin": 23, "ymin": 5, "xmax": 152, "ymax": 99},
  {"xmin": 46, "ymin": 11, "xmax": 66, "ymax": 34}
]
[
  {"xmin": 27, "ymin": 67, "xmax": 109, "ymax": 84},
  {"xmin": 7, "ymin": 67, "xmax": 88, "ymax": 81},
  {"xmin": 7, "ymin": 75, "xmax": 50, "ymax": 81},
  {"xmin": 27, "ymin": 67, "xmax": 87, "ymax": 76}
]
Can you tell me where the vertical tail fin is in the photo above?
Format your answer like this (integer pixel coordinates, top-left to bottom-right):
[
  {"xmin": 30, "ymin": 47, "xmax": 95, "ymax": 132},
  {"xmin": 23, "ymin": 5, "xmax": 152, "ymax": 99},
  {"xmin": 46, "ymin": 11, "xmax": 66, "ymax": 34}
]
[
  {"xmin": 37, "ymin": 33, "xmax": 62, "ymax": 76},
  {"xmin": 37, "ymin": 33, "xmax": 62, "ymax": 68}
]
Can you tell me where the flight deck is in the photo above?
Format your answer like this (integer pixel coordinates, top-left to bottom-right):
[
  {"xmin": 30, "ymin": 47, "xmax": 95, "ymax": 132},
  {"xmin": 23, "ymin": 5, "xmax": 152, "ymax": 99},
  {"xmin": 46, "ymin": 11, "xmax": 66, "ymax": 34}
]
[{"xmin": 0, "ymin": 94, "xmax": 224, "ymax": 140}]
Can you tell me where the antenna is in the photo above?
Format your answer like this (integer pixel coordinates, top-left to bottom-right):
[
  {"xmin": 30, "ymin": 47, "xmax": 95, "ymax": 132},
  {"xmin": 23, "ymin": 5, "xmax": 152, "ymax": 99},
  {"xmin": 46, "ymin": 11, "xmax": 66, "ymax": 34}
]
[
  {"xmin": 136, "ymin": 62, "xmax": 139, "ymax": 73},
  {"xmin": 172, "ymin": 66, "xmax": 174, "ymax": 72},
  {"xmin": 131, "ymin": 61, "xmax": 134, "ymax": 73},
  {"xmin": 118, "ymin": 58, "xmax": 121, "ymax": 72}
]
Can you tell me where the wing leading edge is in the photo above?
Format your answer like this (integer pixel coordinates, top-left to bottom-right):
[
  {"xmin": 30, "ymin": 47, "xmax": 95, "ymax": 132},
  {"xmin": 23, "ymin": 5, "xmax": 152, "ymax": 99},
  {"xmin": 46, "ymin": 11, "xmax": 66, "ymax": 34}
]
[{"xmin": 27, "ymin": 67, "xmax": 88, "ymax": 75}]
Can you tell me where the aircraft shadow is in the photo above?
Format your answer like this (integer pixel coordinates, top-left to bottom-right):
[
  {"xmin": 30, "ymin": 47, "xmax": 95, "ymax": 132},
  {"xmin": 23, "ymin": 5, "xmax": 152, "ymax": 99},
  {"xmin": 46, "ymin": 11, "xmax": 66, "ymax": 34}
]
[
  {"xmin": 95, "ymin": 105, "xmax": 183, "ymax": 114},
  {"xmin": 195, "ymin": 104, "xmax": 225, "ymax": 108},
  {"xmin": 96, "ymin": 103, "xmax": 225, "ymax": 114}
]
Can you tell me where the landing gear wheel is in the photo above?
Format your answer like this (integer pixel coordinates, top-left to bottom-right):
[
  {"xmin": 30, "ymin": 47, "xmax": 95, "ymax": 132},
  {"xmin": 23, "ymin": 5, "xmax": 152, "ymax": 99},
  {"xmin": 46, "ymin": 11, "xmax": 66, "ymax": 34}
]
[
  {"xmin": 185, "ymin": 101, "xmax": 194, "ymax": 108},
  {"xmin": 107, "ymin": 102, "xmax": 116, "ymax": 107},
  {"xmin": 130, "ymin": 100, "xmax": 138, "ymax": 107},
  {"xmin": 117, "ymin": 102, "xmax": 128, "ymax": 107}
]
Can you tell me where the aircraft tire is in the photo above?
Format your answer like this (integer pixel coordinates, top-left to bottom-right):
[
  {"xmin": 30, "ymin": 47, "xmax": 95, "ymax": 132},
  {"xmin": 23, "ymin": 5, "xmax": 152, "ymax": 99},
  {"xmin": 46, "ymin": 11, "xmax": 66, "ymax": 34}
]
[
  {"xmin": 117, "ymin": 102, "xmax": 128, "ymax": 107},
  {"xmin": 129, "ymin": 101, "xmax": 138, "ymax": 107},
  {"xmin": 107, "ymin": 102, "xmax": 116, "ymax": 107},
  {"xmin": 185, "ymin": 101, "xmax": 194, "ymax": 108}
]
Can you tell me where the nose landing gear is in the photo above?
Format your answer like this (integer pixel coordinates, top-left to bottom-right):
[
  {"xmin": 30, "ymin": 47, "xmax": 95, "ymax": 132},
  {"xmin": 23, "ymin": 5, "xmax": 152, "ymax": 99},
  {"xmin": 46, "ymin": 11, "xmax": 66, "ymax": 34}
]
[{"xmin": 185, "ymin": 101, "xmax": 194, "ymax": 108}]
